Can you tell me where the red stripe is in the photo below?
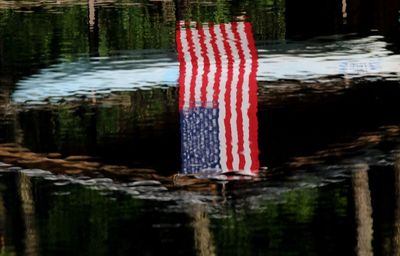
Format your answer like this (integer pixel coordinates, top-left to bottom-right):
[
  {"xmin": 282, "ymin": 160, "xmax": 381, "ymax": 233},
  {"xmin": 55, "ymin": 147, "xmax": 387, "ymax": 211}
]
[
  {"xmin": 185, "ymin": 22, "xmax": 198, "ymax": 108},
  {"xmin": 197, "ymin": 25, "xmax": 210, "ymax": 107},
  {"xmin": 176, "ymin": 24, "xmax": 185, "ymax": 110},
  {"xmin": 208, "ymin": 23, "xmax": 220, "ymax": 107},
  {"xmin": 245, "ymin": 22, "xmax": 259, "ymax": 173},
  {"xmin": 220, "ymin": 24, "xmax": 234, "ymax": 170},
  {"xmin": 231, "ymin": 22, "xmax": 246, "ymax": 170}
]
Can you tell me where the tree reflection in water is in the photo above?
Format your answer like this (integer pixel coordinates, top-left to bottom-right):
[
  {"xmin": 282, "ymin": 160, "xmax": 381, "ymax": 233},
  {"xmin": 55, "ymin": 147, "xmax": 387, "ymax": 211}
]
[
  {"xmin": 393, "ymin": 153, "xmax": 400, "ymax": 255},
  {"xmin": 17, "ymin": 172, "xmax": 39, "ymax": 256},
  {"xmin": 191, "ymin": 204, "xmax": 216, "ymax": 256},
  {"xmin": 352, "ymin": 164, "xmax": 373, "ymax": 256}
]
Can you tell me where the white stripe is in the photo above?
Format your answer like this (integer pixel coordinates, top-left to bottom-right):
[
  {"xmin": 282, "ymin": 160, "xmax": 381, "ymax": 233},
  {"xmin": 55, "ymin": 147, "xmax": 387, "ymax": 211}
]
[
  {"xmin": 190, "ymin": 28, "xmax": 204, "ymax": 107},
  {"xmin": 180, "ymin": 28, "xmax": 192, "ymax": 110},
  {"xmin": 225, "ymin": 23, "xmax": 240, "ymax": 171},
  {"xmin": 214, "ymin": 24, "xmax": 228, "ymax": 171},
  {"xmin": 237, "ymin": 23, "xmax": 253, "ymax": 174},
  {"xmin": 203, "ymin": 25, "xmax": 216, "ymax": 106}
]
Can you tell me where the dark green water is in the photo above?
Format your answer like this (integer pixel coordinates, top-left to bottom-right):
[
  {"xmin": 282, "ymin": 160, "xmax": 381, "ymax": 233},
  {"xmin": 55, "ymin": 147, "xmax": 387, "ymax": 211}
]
[{"xmin": 1, "ymin": 0, "xmax": 400, "ymax": 255}]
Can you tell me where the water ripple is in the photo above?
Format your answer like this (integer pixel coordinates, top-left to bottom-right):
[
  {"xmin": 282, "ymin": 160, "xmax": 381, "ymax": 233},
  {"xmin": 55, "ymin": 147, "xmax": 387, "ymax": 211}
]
[{"xmin": 12, "ymin": 35, "xmax": 400, "ymax": 104}]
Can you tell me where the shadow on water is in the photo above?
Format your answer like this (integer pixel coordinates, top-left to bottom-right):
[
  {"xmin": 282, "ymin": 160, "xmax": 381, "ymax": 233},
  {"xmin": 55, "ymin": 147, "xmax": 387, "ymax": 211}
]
[{"xmin": 0, "ymin": 0, "xmax": 400, "ymax": 255}]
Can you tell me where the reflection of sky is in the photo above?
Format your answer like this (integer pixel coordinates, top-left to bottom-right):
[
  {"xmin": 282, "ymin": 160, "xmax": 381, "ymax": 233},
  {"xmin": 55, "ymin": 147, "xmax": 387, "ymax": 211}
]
[
  {"xmin": 12, "ymin": 56, "xmax": 180, "ymax": 103},
  {"xmin": 12, "ymin": 36, "xmax": 400, "ymax": 103},
  {"xmin": 258, "ymin": 36, "xmax": 400, "ymax": 81}
]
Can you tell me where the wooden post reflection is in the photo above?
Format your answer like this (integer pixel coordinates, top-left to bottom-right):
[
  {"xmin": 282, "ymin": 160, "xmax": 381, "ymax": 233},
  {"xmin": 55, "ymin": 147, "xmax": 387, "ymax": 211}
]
[
  {"xmin": 191, "ymin": 204, "xmax": 216, "ymax": 256},
  {"xmin": 18, "ymin": 172, "xmax": 38, "ymax": 256},
  {"xmin": 88, "ymin": 0, "xmax": 99, "ymax": 57},
  {"xmin": 161, "ymin": 0, "xmax": 175, "ymax": 23},
  {"xmin": 341, "ymin": 0, "xmax": 347, "ymax": 24},
  {"xmin": 88, "ymin": 0, "xmax": 96, "ymax": 30},
  {"xmin": 88, "ymin": 0, "xmax": 99, "ymax": 102},
  {"xmin": 352, "ymin": 164, "xmax": 373, "ymax": 256},
  {"xmin": 393, "ymin": 153, "xmax": 400, "ymax": 255}
]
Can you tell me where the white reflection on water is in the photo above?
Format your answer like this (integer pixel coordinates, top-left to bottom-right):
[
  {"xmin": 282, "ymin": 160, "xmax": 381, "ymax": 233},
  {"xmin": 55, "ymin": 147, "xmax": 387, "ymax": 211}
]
[
  {"xmin": 12, "ymin": 35, "xmax": 400, "ymax": 103},
  {"xmin": 258, "ymin": 35, "xmax": 400, "ymax": 81}
]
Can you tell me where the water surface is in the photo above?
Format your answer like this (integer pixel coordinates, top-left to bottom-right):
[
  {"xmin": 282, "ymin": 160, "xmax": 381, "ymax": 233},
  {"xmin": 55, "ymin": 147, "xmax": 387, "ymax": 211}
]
[{"xmin": 1, "ymin": 0, "xmax": 400, "ymax": 255}]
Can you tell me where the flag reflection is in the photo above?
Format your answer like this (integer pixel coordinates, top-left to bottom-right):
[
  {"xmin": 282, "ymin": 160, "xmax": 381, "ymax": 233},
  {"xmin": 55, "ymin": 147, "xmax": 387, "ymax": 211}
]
[{"xmin": 177, "ymin": 21, "xmax": 259, "ymax": 175}]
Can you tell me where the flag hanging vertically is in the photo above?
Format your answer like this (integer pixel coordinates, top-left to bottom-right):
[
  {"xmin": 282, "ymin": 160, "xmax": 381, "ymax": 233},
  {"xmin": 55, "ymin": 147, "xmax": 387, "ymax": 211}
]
[{"xmin": 177, "ymin": 21, "xmax": 259, "ymax": 176}]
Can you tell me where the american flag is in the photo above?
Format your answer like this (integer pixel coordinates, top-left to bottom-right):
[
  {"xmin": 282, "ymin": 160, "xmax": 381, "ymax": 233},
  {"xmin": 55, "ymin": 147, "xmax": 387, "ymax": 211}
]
[{"xmin": 177, "ymin": 21, "xmax": 259, "ymax": 175}]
